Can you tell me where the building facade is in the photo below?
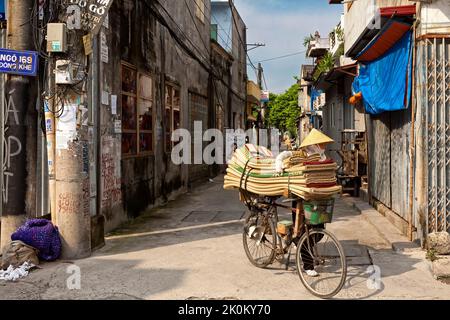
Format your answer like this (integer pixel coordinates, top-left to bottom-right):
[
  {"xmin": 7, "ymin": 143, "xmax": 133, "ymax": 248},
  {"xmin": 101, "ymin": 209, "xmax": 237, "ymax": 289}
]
[
  {"xmin": 0, "ymin": 0, "xmax": 248, "ymax": 258},
  {"xmin": 326, "ymin": 0, "xmax": 450, "ymax": 244}
]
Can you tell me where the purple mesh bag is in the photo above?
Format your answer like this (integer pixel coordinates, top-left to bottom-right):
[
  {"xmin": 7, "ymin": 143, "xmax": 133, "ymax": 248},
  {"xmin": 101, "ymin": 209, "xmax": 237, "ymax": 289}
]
[{"xmin": 11, "ymin": 219, "xmax": 62, "ymax": 261}]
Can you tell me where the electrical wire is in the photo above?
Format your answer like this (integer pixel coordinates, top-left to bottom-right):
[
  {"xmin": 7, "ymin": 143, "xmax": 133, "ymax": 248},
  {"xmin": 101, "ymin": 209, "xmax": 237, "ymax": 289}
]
[
  {"xmin": 227, "ymin": 0, "xmax": 258, "ymax": 78},
  {"xmin": 183, "ymin": 0, "xmax": 210, "ymax": 58},
  {"xmin": 255, "ymin": 50, "xmax": 307, "ymax": 63},
  {"xmin": 148, "ymin": 0, "xmax": 211, "ymax": 69},
  {"xmin": 190, "ymin": 0, "xmax": 234, "ymax": 52}
]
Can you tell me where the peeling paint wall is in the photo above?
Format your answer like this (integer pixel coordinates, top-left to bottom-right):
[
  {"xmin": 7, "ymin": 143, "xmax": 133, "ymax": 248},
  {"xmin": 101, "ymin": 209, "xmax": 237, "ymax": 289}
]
[
  {"xmin": 344, "ymin": 0, "xmax": 411, "ymax": 54},
  {"xmin": 96, "ymin": 0, "xmax": 214, "ymax": 232},
  {"xmin": 229, "ymin": 6, "xmax": 247, "ymax": 130},
  {"xmin": 419, "ymin": 0, "xmax": 450, "ymax": 36}
]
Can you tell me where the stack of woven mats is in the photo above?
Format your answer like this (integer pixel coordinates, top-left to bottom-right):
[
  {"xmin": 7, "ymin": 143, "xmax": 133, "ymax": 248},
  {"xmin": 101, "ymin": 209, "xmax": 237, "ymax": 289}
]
[{"xmin": 224, "ymin": 144, "xmax": 342, "ymax": 200}]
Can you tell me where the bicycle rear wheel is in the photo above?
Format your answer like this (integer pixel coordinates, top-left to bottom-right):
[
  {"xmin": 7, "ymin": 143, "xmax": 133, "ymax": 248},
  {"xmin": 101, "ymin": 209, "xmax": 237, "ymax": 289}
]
[
  {"xmin": 243, "ymin": 213, "xmax": 277, "ymax": 268},
  {"xmin": 295, "ymin": 228, "xmax": 347, "ymax": 299}
]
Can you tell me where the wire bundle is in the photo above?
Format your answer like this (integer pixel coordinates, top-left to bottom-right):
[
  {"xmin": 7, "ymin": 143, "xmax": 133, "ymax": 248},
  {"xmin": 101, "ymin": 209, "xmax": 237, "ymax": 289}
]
[{"xmin": 224, "ymin": 144, "xmax": 342, "ymax": 200}]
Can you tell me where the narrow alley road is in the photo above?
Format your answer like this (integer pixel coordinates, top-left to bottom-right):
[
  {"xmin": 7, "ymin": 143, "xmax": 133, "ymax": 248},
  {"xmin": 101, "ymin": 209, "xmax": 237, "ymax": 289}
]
[{"xmin": 1, "ymin": 176, "xmax": 449, "ymax": 300}]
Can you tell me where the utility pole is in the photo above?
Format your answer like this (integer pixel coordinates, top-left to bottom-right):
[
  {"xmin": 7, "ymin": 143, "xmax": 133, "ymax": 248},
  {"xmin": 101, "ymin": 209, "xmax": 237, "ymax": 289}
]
[
  {"xmin": 247, "ymin": 43, "xmax": 265, "ymax": 52},
  {"xmin": 1, "ymin": 0, "xmax": 38, "ymax": 252},
  {"xmin": 257, "ymin": 63, "xmax": 266, "ymax": 128},
  {"xmin": 257, "ymin": 63, "xmax": 263, "ymax": 90},
  {"xmin": 53, "ymin": 17, "xmax": 91, "ymax": 259}
]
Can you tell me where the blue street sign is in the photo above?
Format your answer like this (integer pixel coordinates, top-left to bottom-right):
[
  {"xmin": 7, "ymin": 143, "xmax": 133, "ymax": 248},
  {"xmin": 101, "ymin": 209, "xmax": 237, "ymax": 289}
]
[
  {"xmin": 0, "ymin": 49, "xmax": 38, "ymax": 76},
  {"xmin": 0, "ymin": 0, "xmax": 4, "ymax": 21}
]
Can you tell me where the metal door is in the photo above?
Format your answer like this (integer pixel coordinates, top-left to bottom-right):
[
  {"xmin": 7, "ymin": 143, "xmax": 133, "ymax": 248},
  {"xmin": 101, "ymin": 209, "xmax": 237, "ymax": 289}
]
[{"xmin": 424, "ymin": 37, "xmax": 450, "ymax": 234}]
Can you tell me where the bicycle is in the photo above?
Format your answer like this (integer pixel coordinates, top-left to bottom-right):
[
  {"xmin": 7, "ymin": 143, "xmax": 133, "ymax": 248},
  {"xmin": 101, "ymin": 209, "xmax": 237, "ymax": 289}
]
[{"xmin": 240, "ymin": 189, "xmax": 347, "ymax": 299}]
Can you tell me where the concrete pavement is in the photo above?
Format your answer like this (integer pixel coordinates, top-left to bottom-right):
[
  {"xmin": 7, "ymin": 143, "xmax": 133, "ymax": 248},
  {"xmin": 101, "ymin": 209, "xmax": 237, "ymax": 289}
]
[{"xmin": 0, "ymin": 176, "xmax": 449, "ymax": 300}]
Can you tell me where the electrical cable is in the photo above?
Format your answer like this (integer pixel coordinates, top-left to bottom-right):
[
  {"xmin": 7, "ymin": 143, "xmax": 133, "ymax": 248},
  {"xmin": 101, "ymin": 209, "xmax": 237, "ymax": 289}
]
[
  {"xmin": 227, "ymin": 0, "xmax": 258, "ymax": 80},
  {"xmin": 190, "ymin": 0, "xmax": 234, "ymax": 52},
  {"xmin": 255, "ymin": 50, "xmax": 307, "ymax": 63},
  {"xmin": 183, "ymin": 0, "xmax": 210, "ymax": 58},
  {"xmin": 148, "ymin": 0, "xmax": 211, "ymax": 69}
]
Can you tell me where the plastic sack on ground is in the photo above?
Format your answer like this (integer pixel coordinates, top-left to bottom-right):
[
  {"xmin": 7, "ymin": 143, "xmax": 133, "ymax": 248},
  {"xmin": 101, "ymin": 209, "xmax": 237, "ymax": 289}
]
[
  {"xmin": 1, "ymin": 240, "xmax": 39, "ymax": 270},
  {"xmin": 11, "ymin": 219, "xmax": 61, "ymax": 261}
]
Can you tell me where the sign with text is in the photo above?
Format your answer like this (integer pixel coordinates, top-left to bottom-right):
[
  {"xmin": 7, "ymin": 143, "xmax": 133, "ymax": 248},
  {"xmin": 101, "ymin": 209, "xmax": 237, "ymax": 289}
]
[
  {"xmin": 66, "ymin": 0, "xmax": 114, "ymax": 35},
  {"xmin": 261, "ymin": 90, "xmax": 270, "ymax": 103},
  {"xmin": 0, "ymin": 0, "xmax": 5, "ymax": 21},
  {"xmin": 0, "ymin": 49, "xmax": 38, "ymax": 76}
]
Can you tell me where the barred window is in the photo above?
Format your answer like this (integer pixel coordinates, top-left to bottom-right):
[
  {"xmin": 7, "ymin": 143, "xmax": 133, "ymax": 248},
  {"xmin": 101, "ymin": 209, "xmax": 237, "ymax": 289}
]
[
  {"xmin": 122, "ymin": 62, "xmax": 154, "ymax": 157},
  {"xmin": 165, "ymin": 83, "xmax": 181, "ymax": 152}
]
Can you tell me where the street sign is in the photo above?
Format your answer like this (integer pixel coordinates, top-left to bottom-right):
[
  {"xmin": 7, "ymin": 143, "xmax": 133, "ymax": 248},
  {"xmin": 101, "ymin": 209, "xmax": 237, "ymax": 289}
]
[
  {"xmin": 261, "ymin": 90, "xmax": 270, "ymax": 103},
  {"xmin": 0, "ymin": 49, "xmax": 38, "ymax": 76},
  {"xmin": 66, "ymin": 0, "xmax": 114, "ymax": 35},
  {"xmin": 0, "ymin": 0, "xmax": 5, "ymax": 21}
]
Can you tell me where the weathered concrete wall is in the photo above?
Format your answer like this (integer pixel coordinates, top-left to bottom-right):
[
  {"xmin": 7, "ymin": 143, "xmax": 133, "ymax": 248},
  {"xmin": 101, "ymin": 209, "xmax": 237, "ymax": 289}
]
[
  {"xmin": 97, "ymin": 0, "xmax": 212, "ymax": 232},
  {"xmin": 162, "ymin": 0, "xmax": 211, "ymax": 186},
  {"xmin": 419, "ymin": 0, "xmax": 450, "ymax": 36},
  {"xmin": 323, "ymin": 86, "xmax": 343, "ymax": 162},
  {"xmin": 229, "ymin": 6, "xmax": 247, "ymax": 130},
  {"xmin": 344, "ymin": 0, "xmax": 412, "ymax": 54}
]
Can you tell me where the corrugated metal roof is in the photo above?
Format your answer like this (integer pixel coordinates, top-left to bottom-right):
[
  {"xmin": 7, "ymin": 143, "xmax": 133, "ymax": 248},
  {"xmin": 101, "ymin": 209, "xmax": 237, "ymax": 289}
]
[{"xmin": 356, "ymin": 20, "xmax": 411, "ymax": 62}]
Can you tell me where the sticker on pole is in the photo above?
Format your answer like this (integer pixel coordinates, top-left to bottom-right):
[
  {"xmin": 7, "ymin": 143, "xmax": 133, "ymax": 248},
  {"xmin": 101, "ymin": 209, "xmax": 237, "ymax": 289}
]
[
  {"xmin": 0, "ymin": 49, "xmax": 39, "ymax": 76},
  {"xmin": 261, "ymin": 90, "xmax": 270, "ymax": 103}
]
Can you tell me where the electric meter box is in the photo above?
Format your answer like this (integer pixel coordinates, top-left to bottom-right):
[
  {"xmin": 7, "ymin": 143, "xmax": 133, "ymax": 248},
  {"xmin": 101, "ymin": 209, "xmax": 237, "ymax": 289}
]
[
  {"xmin": 55, "ymin": 60, "xmax": 74, "ymax": 84},
  {"xmin": 46, "ymin": 23, "xmax": 67, "ymax": 53}
]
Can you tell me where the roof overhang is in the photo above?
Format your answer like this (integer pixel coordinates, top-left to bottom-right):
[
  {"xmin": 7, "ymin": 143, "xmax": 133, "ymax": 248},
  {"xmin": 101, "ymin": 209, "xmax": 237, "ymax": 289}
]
[
  {"xmin": 211, "ymin": 40, "xmax": 234, "ymax": 61},
  {"xmin": 380, "ymin": 5, "xmax": 416, "ymax": 17},
  {"xmin": 346, "ymin": 5, "xmax": 416, "ymax": 59},
  {"xmin": 247, "ymin": 80, "xmax": 261, "ymax": 104},
  {"xmin": 315, "ymin": 63, "xmax": 358, "ymax": 91},
  {"xmin": 355, "ymin": 20, "xmax": 411, "ymax": 62}
]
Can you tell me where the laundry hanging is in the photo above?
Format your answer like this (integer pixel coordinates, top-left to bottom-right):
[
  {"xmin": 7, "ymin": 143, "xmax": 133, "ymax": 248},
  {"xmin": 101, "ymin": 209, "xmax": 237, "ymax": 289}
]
[{"xmin": 352, "ymin": 28, "xmax": 413, "ymax": 115}]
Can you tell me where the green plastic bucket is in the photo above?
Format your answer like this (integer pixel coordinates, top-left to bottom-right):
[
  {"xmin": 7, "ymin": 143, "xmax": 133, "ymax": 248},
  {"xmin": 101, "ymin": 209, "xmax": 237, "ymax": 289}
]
[{"xmin": 303, "ymin": 198, "xmax": 335, "ymax": 225}]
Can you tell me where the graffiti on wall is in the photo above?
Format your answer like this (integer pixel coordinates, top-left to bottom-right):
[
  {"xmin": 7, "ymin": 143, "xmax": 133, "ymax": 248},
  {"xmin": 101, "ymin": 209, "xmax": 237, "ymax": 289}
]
[
  {"xmin": 58, "ymin": 192, "xmax": 82, "ymax": 214},
  {"xmin": 101, "ymin": 136, "xmax": 121, "ymax": 210},
  {"xmin": 2, "ymin": 89, "xmax": 22, "ymax": 204}
]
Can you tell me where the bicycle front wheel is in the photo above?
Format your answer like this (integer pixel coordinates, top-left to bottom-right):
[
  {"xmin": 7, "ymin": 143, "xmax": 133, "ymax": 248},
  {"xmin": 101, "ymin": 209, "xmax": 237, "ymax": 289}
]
[
  {"xmin": 295, "ymin": 228, "xmax": 347, "ymax": 299},
  {"xmin": 243, "ymin": 213, "xmax": 277, "ymax": 268}
]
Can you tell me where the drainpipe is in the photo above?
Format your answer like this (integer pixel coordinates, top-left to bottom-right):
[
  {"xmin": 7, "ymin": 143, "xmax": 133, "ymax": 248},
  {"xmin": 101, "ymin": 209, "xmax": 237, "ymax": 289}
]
[
  {"xmin": 45, "ymin": 57, "xmax": 56, "ymax": 224},
  {"xmin": 408, "ymin": 20, "xmax": 417, "ymax": 242}
]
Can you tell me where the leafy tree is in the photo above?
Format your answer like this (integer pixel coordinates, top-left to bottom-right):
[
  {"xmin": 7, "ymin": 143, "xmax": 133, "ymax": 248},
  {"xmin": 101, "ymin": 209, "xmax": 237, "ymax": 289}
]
[
  {"xmin": 303, "ymin": 34, "xmax": 314, "ymax": 48},
  {"xmin": 313, "ymin": 52, "xmax": 335, "ymax": 80},
  {"xmin": 335, "ymin": 25, "xmax": 344, "ymax": 42},
  {"xmin": 266, "ymin": 83, "xmax": 301, "ymax": 138}
]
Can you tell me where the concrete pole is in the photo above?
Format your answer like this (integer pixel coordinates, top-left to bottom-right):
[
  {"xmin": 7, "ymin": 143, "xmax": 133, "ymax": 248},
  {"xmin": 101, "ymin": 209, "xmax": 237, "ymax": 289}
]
[
  {"xmin": 1, "ymin": 0, "xmax": 38, "ymax": 252},
  {"xmin": 52, "ymin": 10, "xmax": 91, "ymax": 259},
  {"xmin": 54, "ymin": 66, "xmax": 91, "ymax": 258},
  {"xmin": 257, "ymin": 63, "xmax": 265, "ymax": 123},
  {"xmin": 55, "ymin": 126, "xmax": 91, "ymax": 259}
]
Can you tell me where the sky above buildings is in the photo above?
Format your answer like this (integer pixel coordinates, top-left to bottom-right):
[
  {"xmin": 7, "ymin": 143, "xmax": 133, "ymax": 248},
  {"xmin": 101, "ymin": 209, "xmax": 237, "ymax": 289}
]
[{"xmin": 231, "ymin": 0, "xmax": 344, "ymax": 94}]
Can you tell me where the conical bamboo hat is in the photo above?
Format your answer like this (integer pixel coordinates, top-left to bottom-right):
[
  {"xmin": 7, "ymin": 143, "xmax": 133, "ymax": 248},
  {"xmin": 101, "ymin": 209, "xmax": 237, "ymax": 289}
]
[{"xmin": 300, "ymin": 129, "xmax": 334, "ymax": 148}]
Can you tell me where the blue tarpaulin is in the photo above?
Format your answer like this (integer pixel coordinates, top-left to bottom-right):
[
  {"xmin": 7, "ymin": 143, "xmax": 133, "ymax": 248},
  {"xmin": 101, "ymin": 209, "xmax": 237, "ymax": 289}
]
[
  {"xmin": 352, "ymin": 30, "xmax": 413, "ymax": 115},
  {"xmin": 310, "ymin": 87, "xmax": 322, "ymax": 123}
]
